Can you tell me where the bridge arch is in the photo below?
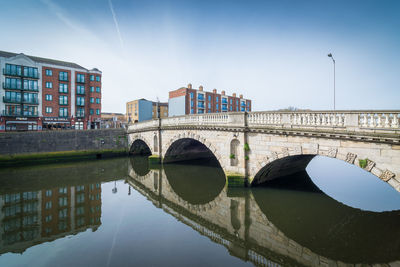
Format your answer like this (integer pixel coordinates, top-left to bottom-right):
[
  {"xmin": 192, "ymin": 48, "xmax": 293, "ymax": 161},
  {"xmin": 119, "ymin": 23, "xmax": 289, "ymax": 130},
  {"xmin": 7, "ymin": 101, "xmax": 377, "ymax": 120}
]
[
  {"xmin": 251, "ymin": 146, "xmax": 398, "ymax": 190},
  {"xmin": 162, "ymin": 133, "xmax": 223, "ymax": 166},
  {"xmin": 129, "ymin": 138, "xmax": 152, "ymax": 156}
]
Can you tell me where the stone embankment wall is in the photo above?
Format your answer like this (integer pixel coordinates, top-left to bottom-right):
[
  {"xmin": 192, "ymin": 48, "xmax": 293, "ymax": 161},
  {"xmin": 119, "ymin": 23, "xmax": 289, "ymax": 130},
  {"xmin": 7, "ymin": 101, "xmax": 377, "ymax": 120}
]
[{"xmin": 0, "ymin": 129, "xmax": 127, "ymax": 156}]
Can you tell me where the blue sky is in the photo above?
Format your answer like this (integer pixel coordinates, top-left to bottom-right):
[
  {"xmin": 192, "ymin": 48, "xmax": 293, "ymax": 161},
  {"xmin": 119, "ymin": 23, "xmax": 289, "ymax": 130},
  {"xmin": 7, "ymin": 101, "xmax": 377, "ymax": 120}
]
[{"xmin": 1, "ymin": 0, "xmax": 399, "ymax": 112}]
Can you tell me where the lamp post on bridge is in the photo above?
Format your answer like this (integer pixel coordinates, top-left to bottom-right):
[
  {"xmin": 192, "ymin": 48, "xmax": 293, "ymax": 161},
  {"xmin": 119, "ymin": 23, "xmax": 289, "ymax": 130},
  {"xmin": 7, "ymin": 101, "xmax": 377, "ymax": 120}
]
[{"xmin": 327, "ymin": 53, "xmax": 336, "ymax": 110}]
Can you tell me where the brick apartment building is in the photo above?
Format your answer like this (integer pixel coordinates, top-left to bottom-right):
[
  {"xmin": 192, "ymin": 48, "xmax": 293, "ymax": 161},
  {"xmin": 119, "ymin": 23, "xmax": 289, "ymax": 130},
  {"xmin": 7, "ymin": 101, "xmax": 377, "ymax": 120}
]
[
  {"xmin": 0, "ymin": 51, "xmax": 102, "ymax": 131},
  {"xmin": 168, "ymin": 84, "xmax": 251, "ymax": 116}
]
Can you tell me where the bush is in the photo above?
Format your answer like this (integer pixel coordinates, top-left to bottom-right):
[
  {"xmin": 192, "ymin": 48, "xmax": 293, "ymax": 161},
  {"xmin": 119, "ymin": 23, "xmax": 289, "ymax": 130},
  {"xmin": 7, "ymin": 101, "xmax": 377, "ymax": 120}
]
[
  {"xmin": 230, "ymin": 154, "xmax": 235, "ymax": 159},
  {"xmin": 244, "ymin": 143, "xmax": 250, "ymax": 151},
  {"xmin": 245, "ymin": 155, "xmax": 249, "ymax": 160},
  {"xmin": 359, "ymin": 158, "xmax": 368, "ymax": 168}
]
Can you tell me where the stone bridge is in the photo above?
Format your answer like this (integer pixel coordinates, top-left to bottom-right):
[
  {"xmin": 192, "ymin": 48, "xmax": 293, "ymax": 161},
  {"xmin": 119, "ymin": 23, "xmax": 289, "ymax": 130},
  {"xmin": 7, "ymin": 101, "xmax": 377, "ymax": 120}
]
[
  {"xmin": 126, "ymin": 163, "xmax": 400, "ymax": 266},
  {"xmin": 127, "ymin": 111, "xmax": 400, "ymax": 192}
]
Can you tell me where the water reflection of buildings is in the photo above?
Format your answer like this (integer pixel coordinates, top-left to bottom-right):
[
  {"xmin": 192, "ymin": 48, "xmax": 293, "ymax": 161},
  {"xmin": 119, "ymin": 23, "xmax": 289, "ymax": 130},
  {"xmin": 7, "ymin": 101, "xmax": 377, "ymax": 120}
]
[{"xmin": 0, "ymin": 183, "xmax": 102, "ymax": 255}]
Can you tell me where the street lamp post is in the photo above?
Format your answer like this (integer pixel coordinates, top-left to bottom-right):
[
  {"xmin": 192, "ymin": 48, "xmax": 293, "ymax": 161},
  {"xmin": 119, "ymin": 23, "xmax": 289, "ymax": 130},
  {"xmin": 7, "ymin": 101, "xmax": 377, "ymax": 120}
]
[{"xmin": 327, "ymin": 53, "xmax": 336, "ymax": 110}]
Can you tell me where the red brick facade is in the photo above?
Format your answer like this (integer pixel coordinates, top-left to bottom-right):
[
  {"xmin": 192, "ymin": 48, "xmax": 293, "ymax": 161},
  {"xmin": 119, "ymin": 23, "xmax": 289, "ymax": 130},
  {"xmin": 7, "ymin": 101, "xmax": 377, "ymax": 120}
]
[{"xmin": 169, "ymin": 84, "xmax": 252, "ymax": 115}]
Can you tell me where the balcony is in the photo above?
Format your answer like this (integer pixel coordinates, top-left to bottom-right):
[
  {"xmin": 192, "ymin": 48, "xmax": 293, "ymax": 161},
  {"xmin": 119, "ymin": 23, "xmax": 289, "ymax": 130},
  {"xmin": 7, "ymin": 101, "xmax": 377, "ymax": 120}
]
[
  {"xmin": 3, "ymin": 82, "xmax": 22, "ymax": 90},
  {"xmin": 22, "ymin": 99, "xmax": 39, "ymax": 105},
  {"xmin": 3, "ymin": 96, "xmax": 21, "ymax": 104},
  {"xmin": 2, "ymin": 68, "xmax": 39, "ymax": 79},
  {"xmin": 2, "ymin": 110, "xmax": 38, "ymax": 117}
]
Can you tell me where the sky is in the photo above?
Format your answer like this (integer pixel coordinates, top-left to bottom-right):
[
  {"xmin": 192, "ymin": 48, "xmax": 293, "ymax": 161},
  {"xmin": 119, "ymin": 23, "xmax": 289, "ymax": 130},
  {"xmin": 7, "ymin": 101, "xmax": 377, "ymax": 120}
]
[{"xmin": 0, "ymin": 0, "xmax": 399, "ymax": 113}]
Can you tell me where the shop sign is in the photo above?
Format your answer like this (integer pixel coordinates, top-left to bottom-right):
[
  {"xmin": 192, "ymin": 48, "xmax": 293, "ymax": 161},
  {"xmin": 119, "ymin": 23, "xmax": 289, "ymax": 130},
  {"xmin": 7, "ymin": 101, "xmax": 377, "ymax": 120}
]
[
  {"xmin": 44, "ymin": 117, "xmax": 69, "ymax": 122},
  {"xmin": 16, "ymin": 117, "xmax": 28, "ymax": 120}
]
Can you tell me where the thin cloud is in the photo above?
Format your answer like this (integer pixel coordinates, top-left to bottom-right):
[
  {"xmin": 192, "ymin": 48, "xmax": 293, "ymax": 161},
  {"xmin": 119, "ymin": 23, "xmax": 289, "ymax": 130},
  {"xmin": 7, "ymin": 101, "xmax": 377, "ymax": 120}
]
[{"xmin": 108, "ymin": 0, "xmax": 124, "ymax": 49}]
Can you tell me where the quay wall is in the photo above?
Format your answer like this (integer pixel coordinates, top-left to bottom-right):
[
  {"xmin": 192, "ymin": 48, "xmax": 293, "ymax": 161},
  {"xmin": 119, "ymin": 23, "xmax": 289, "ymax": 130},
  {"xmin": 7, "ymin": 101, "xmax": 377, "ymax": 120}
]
[{"xmin": 0, "ymin": 129, "xmax": 128, "ymax": 159}]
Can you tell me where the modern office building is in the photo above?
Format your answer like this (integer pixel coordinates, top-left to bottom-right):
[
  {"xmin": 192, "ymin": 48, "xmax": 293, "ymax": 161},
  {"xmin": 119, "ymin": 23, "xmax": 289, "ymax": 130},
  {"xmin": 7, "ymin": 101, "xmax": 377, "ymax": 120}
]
[
  {"xmin": 0, "ymin": 50, "xmax": 102, "ymax": 131},
  {"xmin": 126, "ymin": 99, "xmax": 168, "ymax": 123},
  {"xmin": 168, "ymin": 84, "xmax": 252, "ymax": 116}
]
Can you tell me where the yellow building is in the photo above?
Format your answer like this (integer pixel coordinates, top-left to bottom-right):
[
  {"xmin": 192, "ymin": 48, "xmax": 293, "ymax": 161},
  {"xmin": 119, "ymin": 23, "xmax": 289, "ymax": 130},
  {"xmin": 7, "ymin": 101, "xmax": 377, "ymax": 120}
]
[{"xmin": 126, "ymin": 99, "xmax": 168, "ymax": 123}]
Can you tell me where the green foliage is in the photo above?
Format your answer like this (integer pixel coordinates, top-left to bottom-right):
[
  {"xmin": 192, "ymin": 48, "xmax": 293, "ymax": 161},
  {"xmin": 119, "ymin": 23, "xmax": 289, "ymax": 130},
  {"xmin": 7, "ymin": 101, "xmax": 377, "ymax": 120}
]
[
  {"xmin": 244, "ymin": 143, "xmax": 250, "ymax": 151},
  {"xmin": 359, "ymin": 158, "xmax": 368, "ymax": 168},
  {"xmin": 245, "ymin": 155, "xmax": 249, "ymax": 160},
  {"xmin": 229, "ymin": 154, "xmax": 235, "ymax": 159}
]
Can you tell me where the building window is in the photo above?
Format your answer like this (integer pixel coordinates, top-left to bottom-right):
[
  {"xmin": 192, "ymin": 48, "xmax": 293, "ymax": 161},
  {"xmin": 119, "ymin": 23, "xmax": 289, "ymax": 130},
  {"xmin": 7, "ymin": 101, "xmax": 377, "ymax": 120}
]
[
  {"xmin": 59, "ymin": 71, "xmax": 68, "ymax": 81},
  {"xmin": 45, "ymin": 82, "xmax": 52, "ymax": 88},
  {"xmin": 190, "ymin": 108, "xmax": 194, "ymax": 114},
  {"xmin": 77, "ymin": 85, "xmax": 85, "ymax": 94},
  {"xmin": 90, "ymin": 86, "xmax": 94, "ymax": 92},
  {"xmin": 46, "ymin": 69, "xmax": 52, "ymax": 76},
  {"xmin": 96, "ymin": 87, "xmax": 100, "ymax": 93},
  {"xmin": 190, "ymin": 92, "xmax": 194, "ymax": 99},
  {"xmin": 23, "ymin": 80, "xmax": 38, "ymax": 91},
  {"xmin": 76, "ymin": 108, "xmax": 85, "ymax": 117},
  {"xmin": 45, "ymin": 215, "xmax": 52, "ymax": 222},
  {"xmin": 59, "ymin": 107, "xmax": 68, "ymax": 117},
  {"xmin": 23, "ymin": 67, "xmax": 38, "ymax": 78},
  {"xmin": 216, "ymin": 96, "xmax": 219, "ymax": 102},
  {"xmin": 96, "ymin": 98, "xmax": 101, "ymax": 104},
  {"xmin": 45, "ymin": 94, "xmax": 52, "ymax": 101},
  {"xmin": 216, "ymin": 104, "xmax": 219, "ymax": 110},
  {"xmin": 76, "ymin": 96, "xmax": 85, "ymax": 106},
  {"xmin": 90, "ymin": 109, "xmax": 94, "ymax": 115},
  {"xmin": 96, "ymin": 76, "xmax": 101, "ymax": 82},
  {"xmin": 5, "ymin": 64, "xmax": 22, "ymax": 76},
  {"xmin": 96, "ymin": 109, "xmax": 100, "ymax": 115},
  {"xmin": 45, "ymin": 107, "xmax": 52, "ymax": 113},
  {"xmin": 59, "ymin": 83, "xmax": 68, "ymax": 93},
  {"xmin": 90, "ymin": 75, "xmax": 94, "ymax": 81},
  {"xmin": 46, "ymin": 190, "xmax": 52, "ymax": 197},
  {"xmin": 90, "ymin": 97, "xmax": 94, "ymax": 103},
  {"xmin": 59, "ymin": 95, "xmax": 68, "ymax": 105},
  {"xmin": 5, "ymin": 77, "xmax": 22, "ymax": 89},
  {"xmin": 190, "ymin": 100, "xmax": 194, "ymax": 107},
  {"xmin": 45, "ymin": 201, "xmax": 52, "ymax": 209},
  {"xmin": 77, "ymin": 74, "xmax": 85, "ymax": 83},
  {"xmin": 208, "ymin": 95, "xmax": 211, "ymax": 101}
]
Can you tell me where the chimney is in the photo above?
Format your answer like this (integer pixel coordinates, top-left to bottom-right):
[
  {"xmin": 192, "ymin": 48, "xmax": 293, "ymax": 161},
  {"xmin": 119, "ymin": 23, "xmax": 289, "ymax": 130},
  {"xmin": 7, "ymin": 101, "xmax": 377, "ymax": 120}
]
[
  {"xmin": 213, "ymin": 89, "xmax": 217, "ymax": 94},
  {"xmin": 187, "ymin": 83, "xmax": 192, "ymax": 89},
  {"xmin": 199, "ymin": 85, "xmax": 203, "ymax": 91},
  {"xmin": 221, "ymin": 90, "xmax": 225, "ymax": 96},
  {"xmin": 232, "ymin": 93, "xmax": 236, "ymax": 97},
  {"xmin": 239, "ymin": 94, "xmax": 243, "ymax": 99}
]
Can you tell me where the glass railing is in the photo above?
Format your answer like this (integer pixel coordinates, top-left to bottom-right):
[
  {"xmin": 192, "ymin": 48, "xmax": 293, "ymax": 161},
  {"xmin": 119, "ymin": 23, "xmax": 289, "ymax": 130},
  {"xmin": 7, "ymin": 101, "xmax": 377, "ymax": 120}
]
[
  {"xmin": 22, "ymin": 99, "xmax": 39, "ymax": 105},
  {"xmin": 3, "ymin": 82, "xmax": 22, "ymax": 90},
  {"xmin": 3, "ymin": 69, "xmax": 39, "ymax": 79},
  {"xmin": 3, "ymin": 96, "xmax": 21, "ymax": 104},
  {"xmin": 2, "ymin": 110, "xmax": 38, "ymax": 117}
]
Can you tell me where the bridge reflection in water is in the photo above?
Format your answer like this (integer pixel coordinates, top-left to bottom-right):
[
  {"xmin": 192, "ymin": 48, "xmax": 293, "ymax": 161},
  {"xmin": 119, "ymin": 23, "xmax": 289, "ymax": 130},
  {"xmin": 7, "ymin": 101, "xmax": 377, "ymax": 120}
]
[{"xmin": 128, "ymin": 156, "xmax": 400, "ymax": 267}]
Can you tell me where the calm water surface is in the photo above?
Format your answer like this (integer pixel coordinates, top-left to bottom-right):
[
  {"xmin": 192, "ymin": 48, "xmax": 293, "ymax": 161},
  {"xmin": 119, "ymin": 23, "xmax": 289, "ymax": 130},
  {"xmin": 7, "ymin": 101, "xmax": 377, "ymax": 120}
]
[{"xmin": 0, "ymin": 156, "xmax": 399, "ymax": 267}]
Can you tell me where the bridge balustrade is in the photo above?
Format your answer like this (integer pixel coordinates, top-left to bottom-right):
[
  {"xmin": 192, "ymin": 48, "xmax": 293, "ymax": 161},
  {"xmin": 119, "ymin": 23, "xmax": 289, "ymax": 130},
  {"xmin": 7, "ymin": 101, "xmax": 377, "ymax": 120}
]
[{"xmin": 128, "ymin": 110, "xmax": 400, "ymax": 133}]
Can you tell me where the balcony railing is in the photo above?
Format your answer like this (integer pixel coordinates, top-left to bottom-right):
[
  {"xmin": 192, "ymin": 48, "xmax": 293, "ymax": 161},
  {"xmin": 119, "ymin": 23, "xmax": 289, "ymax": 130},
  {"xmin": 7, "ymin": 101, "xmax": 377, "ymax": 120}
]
[
  {"xmin": 2, "ymin": 69, "xmax": 39, "ymax": 79},
  {"xmin": 2, "ymin": 110, "xmax": 38, "ymax": 117},
  {"xmin": 22, "ymin": 98, "xmax": 39, "ymax": 105},
  {"xmin": 3, "ymin": 96, "xmax": 21, "ymax": 104},
  {"xmin": 3, "ymin": 82, "xmax": 39, "ymax": 91}
]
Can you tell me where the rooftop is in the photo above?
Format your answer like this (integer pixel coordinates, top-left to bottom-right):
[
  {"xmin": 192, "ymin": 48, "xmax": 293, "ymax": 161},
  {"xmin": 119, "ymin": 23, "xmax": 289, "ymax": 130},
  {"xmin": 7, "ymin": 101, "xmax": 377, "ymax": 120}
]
[{"xmin": 0, "ymin": 50, "xmax": 100, "ymax": 71}]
